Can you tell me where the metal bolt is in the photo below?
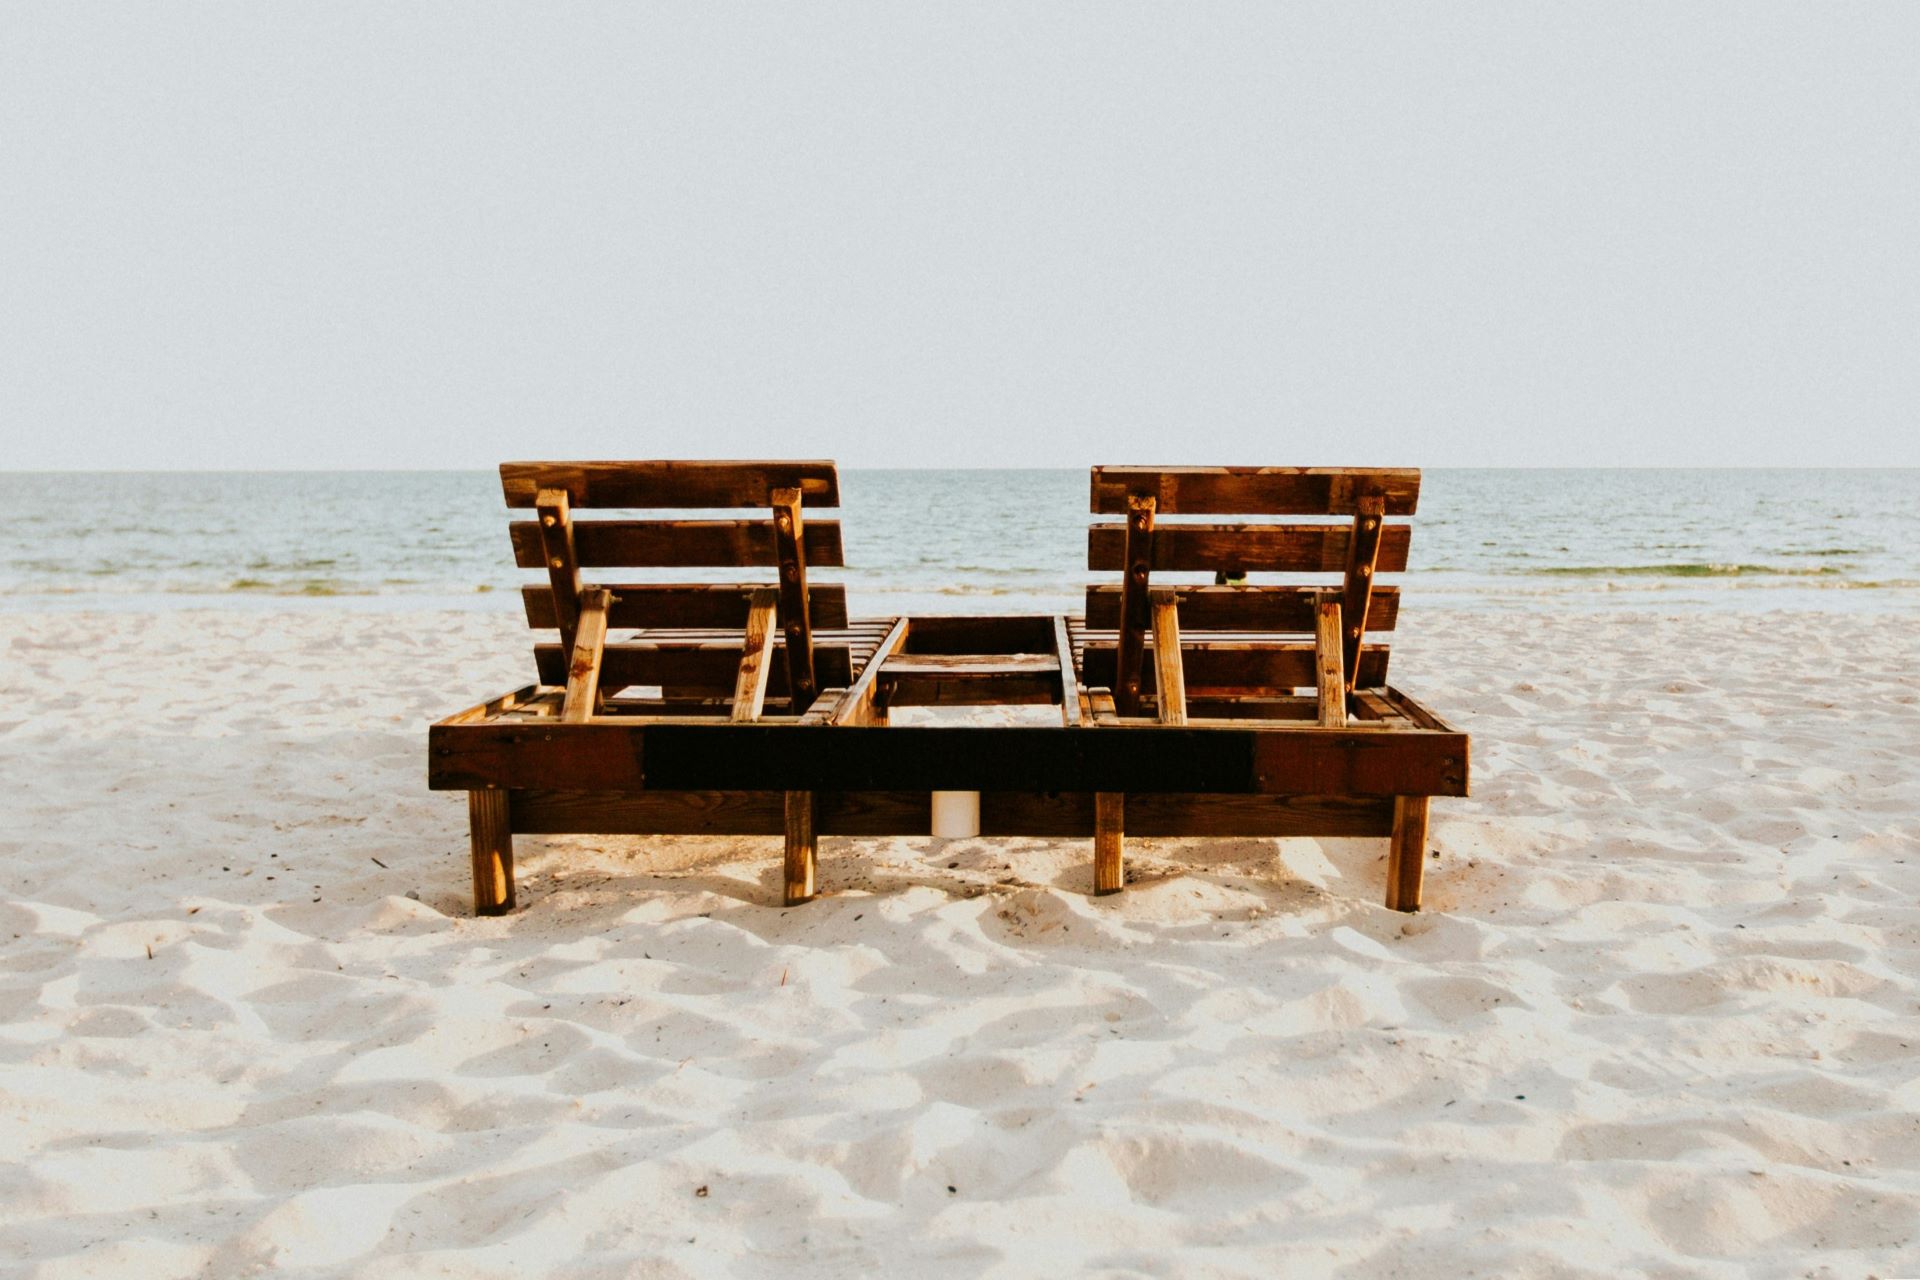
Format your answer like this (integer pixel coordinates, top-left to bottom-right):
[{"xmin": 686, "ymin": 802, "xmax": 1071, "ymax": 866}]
[
  {"xmin": 1359, "ymin": 565, "xmax": 1372, "ymax": 578},
  {"xmin": 549, "ymin": 558, "xmax": 564, "ymax": 570},
  {"xmin": 541, "ymin": 514, "xmax": 556, "ymax": 527},
  {"xmin": 776, "ymin": 514, "xmax": 792, "ymax": 531}
]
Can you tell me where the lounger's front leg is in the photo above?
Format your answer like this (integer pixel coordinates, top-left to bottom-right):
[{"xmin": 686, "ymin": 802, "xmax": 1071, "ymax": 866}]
[
  {"xmin": 1386, "ymin": 795, "xmax": 1429, "ymax": 912},
  {"xmin": 784, "ymin": 791, "xmax": 817, "ymax": 905},
  {"xmin": 469, "ymin": 790, "xmax": 515, "ymax": 915},
  {"xmin": 1094, "ymin": 792, "xmax": 1125, "ymax": 894}
]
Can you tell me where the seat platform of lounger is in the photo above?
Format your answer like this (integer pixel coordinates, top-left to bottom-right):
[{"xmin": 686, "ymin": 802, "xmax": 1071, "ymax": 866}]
[{"xmin": 429, "ymin": 462, "xmax": 1468, "ymax": 916}]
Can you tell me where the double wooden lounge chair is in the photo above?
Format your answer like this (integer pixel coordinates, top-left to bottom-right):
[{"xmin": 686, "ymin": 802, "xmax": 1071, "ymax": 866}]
[{"xmin": 428, "ymin": 462, "xmax": 1469, "ymax": 915}]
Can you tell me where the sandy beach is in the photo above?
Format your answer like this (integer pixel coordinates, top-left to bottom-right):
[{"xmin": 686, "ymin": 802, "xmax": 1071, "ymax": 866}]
[{"xmin": 1, "ymin": 605, "xmax": 1914, "ymax": 1277}]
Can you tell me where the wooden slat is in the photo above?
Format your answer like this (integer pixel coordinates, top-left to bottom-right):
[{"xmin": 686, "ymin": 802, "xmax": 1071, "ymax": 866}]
[
  {"xmin": 560, "ymin": 588, "xmax": 610, "ymax": 723},
  {"xmin": 534, "ymin": 641, "xmax": 855, "ymax": 692},
  {"xmin": 507, "ymin": 789, "xmax": 1395, "ymax": 838},
  {"xmin": 730, "ymin": 588, "xmax": 779, "ymax": 722},
  {"xmin": 769, "ymin": 487, "xmax": 818, "ymax": 712},
  {"xmin": 521, "ymin": 583, "xmax": 848, "ymax": 631},
  {"xmin": 1090, "ymin": 466, "xmax": 1420, "ymax": 516},
  {"xmin": 501, "ymin": 461, "xmax": 840, "ymax": 509},
  {"xmin": 1055, "ymin": 616, "xmax": 1081, "ymax": 727},
  {"xmin": 1081, "ymin": 642, "xmax": 1391, "ymax": 692},
  {"xmin": 899, "ymin": 614, "xmax": 1059, "ymax": 655},
  {"xmin": 1113, "ymin": 495, "xmax": 1156, "ymax": 716},
  {"xmin": 1084, "ymin": 584, "xmax": 1399, "ymax": 632},
  {"xmin": 430, "ymin": 721, "xmax": 1469, "ymax": 796},
  {"xmin": 1342, "ymin": 497, "xmax": 1386, "ymax": 692},
  {"xmin": 1151, "ymin": 591, "xmax": 1186, "ymax": 725},
  {"xmin": 1315, "ymin": 595, "xmax": 1347, "ymax": 729},
  {"xmin": 1088, "ymin": 522, "xmax": 1410, "ymax": 574},
  {"xmin": 830, "ymin": 617, "xmax": 911, "ymax": 726},
  {"xmin": 534, "ymin": 488, "xmax": 583, "ymax": 659},
  {"xmin": 510, "ymin": 519, "xmax": 844, "ymax": 568},
  {"xmin": 879, "ymin": 654, "xmax": 1062, "ymax": 707}
]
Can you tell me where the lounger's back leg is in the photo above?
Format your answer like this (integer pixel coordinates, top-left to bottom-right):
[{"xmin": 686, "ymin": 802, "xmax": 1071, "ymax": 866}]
[
  {"xmin": 1094, "ymin": 792, "xmax": 1125, "ymax": 894},
  {"xmin": 469, "ymin": 790, "xmax": 515, "ymax": 915},
  {"xmin": 784, "ymin": 791, "xmax": 817, "ymax": 905},
  {"xmin": 1386, "ymin": 795, "xmax": 1429, "ymax": 912}
]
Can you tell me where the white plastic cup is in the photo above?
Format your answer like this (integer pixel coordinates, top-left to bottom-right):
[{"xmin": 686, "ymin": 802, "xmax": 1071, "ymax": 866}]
[{"xmin": 930, "ymin": 790, "xmax": 980, "ymax": 838}]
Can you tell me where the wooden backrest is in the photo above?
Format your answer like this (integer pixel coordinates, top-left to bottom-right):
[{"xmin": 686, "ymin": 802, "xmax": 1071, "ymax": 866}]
[
  {"xmin": 502, "ymin": 460, "xmax": 844, "ymax": 707},
  {"xmin": 1086, "ymin": 466, "xmax": 1420, "ymax": 708}
]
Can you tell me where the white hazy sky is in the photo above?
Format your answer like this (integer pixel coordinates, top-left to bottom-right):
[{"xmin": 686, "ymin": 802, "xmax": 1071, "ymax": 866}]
[{"xmin": 3, "ymin": 3, "xmax": 1916, "ymax": 470}]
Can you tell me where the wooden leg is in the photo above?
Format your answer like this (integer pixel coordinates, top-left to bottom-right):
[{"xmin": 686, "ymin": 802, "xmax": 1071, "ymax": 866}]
[
  {"xmin": 1386, "ymin": 795, "xmax": 1430, "ymax": 912},
  {"xmin": 784, "ymin": 791, "xmax": 817, "ymax": 905},
  {"xmin": 469, "ymin": 790, "xmax": 515, "ymax": 915},
  {"xmin": 1094, "ymin": 792, "xmax": 1125, "ymax": 895}
]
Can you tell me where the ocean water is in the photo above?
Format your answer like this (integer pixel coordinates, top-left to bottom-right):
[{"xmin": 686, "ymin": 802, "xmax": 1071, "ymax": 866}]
[{"xmin": 3, "ymin": 469, "xmax": 1917, "ymax": 614}]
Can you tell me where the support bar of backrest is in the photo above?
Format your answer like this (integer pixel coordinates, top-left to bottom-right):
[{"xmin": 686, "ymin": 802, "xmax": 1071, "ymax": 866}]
[{"xmin": 769, "ymin": 487, "xmax": 818, "ymax": 711}]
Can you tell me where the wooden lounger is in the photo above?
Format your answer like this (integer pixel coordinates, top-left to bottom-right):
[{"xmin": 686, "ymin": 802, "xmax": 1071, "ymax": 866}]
[
  {"xmin": 1076, "ymin": 465, "xmax": 1465, "ymax": 908},
  {"xmin": 429, "ymin": 461, "xmax": 1467, "ymax": 915}
]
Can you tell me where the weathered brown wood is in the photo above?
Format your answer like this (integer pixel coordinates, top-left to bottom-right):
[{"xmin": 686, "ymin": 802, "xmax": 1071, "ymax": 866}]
[
  {"xmin": 1080, "ymin": 642, "xmax": 1390, "ymax": 693},
  {"xmin": 439, "ymin": 684, "xmax": 544, "ymax": 726},
  {"xmin": 730, "ymin": 588, "xmax": 779, "ymax": 722},
  {"xmin": 533, "ymin": 641, "xmax": 856, "ymax": 694},
  {"xmin": 829, "ymin": 617, "xmax": 911, "ymax": 726},
  {"xmin": 507, "ymin": 789, "xmax": 1395, "ymax": 838},
  {"xmin": 768, "ymin": 487, "xmax": 818, "ymax": 712},
  {"xmin": 1250, "ymin": 731, "xmax": 1466, "ymax": 798},
  {"xmin": 1085, "ymin": 584, "xmax": 1399, "ymax": 633},
  {"xmin": 1088, "ymin": 522, "xmax": 1410, "ymax": 574},
  {"xmin": 510, "ymin": 519, "xmax": 844, "ymax": 569},
  {"xmin": 899, "ymin": 615, "xmax": 1058, "ymax": 654},
  {"xmin": 1089, "ymin": 691, "xmax": 1119, "ymax": 725},
  {"xmin": 1341, "ymin": 495, "xmax": 1387, "ymax": 691},
  {"xmin": 534, "ymin": 488, "xmax": 583, "ymax": 659},
  {"xmin": 469, "ymin": 790, "xmax": 514, "ymax": 915},
  {"xmin": 1112, "ymin": 494, "xmax": 1156, "ymax": 715},
  {"xmin": 878, "ymin": 654, "xmax": 1061, "ymax": 707},
  {"xmin": 1090, "ymin": 466, "xmax": 1420, "ymax": 516},
  {"xmin": 1315, "ymin": 595, "xmax": 1347, "ymax": 729},
  {"xmin": 1386, "ymin": 795, "xmax": 1430, "ymax": 912},
  {"xmin": 432, "ymin": 720, "xmax": 1467, "ymax": 796},
  {"xmin": 1094, "ymin": 792, "xmax": 1124, "ymax": 894},
  {"xmin": 560, "ymin": 588, "xmax": 611, "ymax": 723},
  {"xmin": 522, "ymin": 583, "xmax": 848, "ymax": 631},
  {"xmin": 1054, "ymin": 615, "xmax": 1081, "ymax": 726},
  {"xmin": 502, "ymin": 461, "xmax": 840, "ymax": 509},
  {"xmin": 1151, "ymin": 591, "xmax": 1187, "ymax": 725},
  {"xmin": 784, "ymin": 791, "xmax": 817, "ymax": 905}
]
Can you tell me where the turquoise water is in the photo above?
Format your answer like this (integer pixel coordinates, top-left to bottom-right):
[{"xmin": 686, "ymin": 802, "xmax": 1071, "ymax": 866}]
[{"xmin": 3, "ymin": 469, "xmax": 1917, "ymax": 613}]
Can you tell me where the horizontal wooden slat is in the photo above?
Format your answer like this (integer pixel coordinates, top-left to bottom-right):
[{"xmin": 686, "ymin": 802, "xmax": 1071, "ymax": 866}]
[
  {"xmin": 1086, "ymin": 523, "xmax": 1410, "ymax": 573},
  {"xmin": 878, "ymin": 655, "xmax": 1064, "ymax": 707},
  {"xmin": 534, "ymin": 642, "xmax": 855, "ymax": 692},
  {"xmin": 511, "ymin": 519, "xmax": 844, "ymax": 568},
  {"xmin": 522, "ymin": 584, "xmax": 849, "ymax": 630},
  {"xmin": 898, "ymin": 615, "xmax": 1060, "ymax": 655},
  {"xmin": 1080, "ymin": 642, "xmax": 1390, "ymax": 691},
  {"xmin": 509, "ymin": 790, "xmax": 1394, "ymax": 837},
  {"xmin": 1090, "ymin": 467, "xmax": 1420, "ymax": 516},
  {"xmin": 1084, "ymin": 585, "xmax": 1399, "ymax": 632},
  {"xmin": 428, "ymin": 721, "xmax": 1467, "ymax": 796},
  {"xmin": 501, "ymin": 461, "xmax": 840, "ymax": 509}
]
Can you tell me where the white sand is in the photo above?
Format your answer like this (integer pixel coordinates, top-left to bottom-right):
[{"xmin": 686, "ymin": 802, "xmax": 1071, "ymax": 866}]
[{"xmin": 4, "ymin": 607, "xmax": 1918, "ymax": 1277}]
